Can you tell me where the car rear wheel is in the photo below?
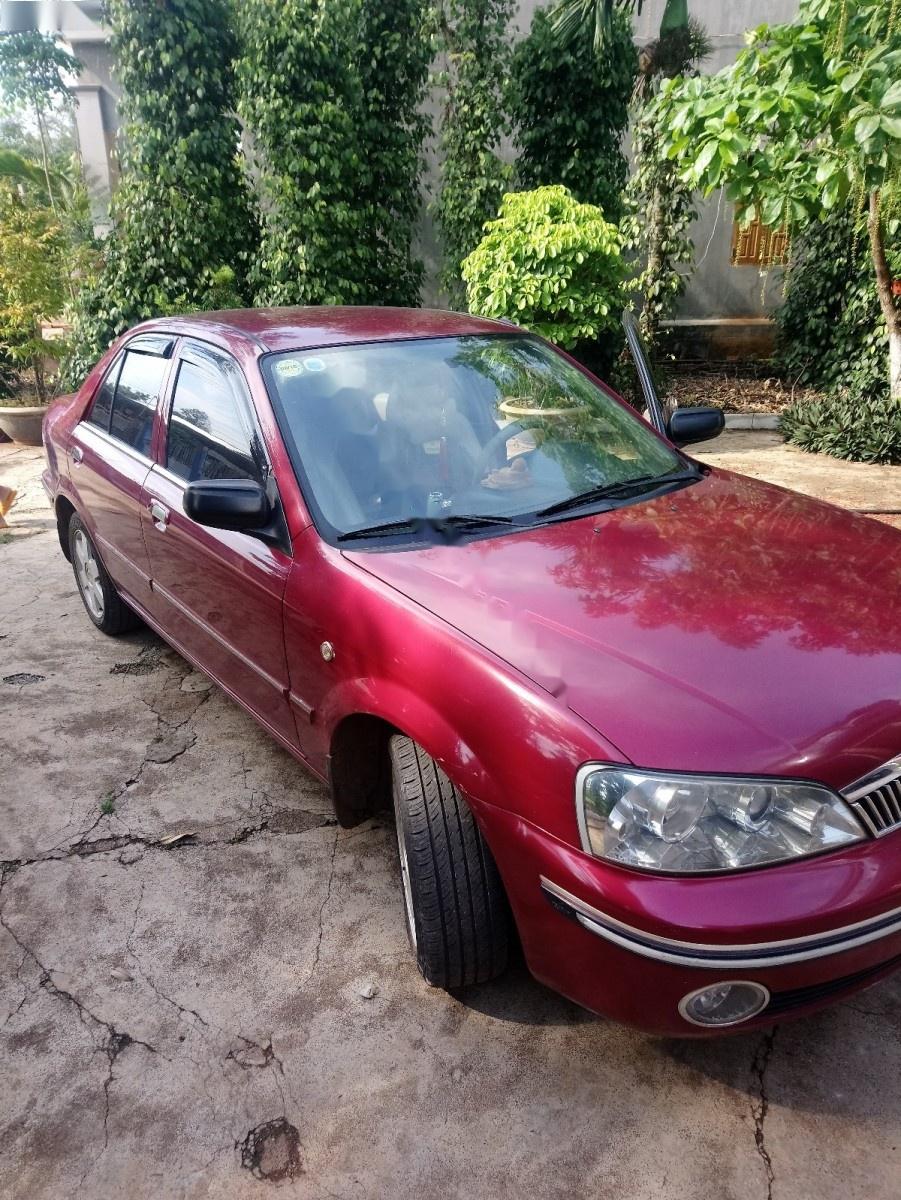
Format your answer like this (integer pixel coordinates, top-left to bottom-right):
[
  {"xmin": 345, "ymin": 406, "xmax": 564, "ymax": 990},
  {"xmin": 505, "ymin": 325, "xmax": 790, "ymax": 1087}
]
[
  {"xmin": 69, "ymin": 515, "xmax": 141, "ymax": 636},
  {"xmin": 389, "ymin": 734, "xmax": 509, "ymax": 989}
]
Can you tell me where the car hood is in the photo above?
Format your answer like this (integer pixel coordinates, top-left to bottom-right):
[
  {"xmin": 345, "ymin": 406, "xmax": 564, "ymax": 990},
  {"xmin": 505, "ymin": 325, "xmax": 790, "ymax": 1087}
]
[{"xmin": 345, "ymin": 470, "xmax": 901, "ymax": 790}]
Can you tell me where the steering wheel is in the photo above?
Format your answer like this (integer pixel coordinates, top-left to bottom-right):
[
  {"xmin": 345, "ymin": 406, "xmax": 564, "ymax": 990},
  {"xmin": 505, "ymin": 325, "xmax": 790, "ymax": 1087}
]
[{"xmin": 473, "ymin": 420, "xmax": 538, "ymax": 482}]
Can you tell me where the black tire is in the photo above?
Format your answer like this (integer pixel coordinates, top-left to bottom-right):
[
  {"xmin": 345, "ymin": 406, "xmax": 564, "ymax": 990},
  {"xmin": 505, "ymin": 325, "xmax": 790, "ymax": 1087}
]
[
  {"xmin": 389, "ymin": 734, "xmax": 509, "ymax": 989},
  {"xmin": 68, "ymin": 514, "xmax": 142, "ymax": 636}
]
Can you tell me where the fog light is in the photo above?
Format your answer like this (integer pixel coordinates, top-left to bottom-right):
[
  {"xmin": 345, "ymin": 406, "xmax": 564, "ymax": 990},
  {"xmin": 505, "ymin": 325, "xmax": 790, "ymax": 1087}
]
[{"xmin": 678, "ymin": 981, "xmax": 770, "ymax": 1027}]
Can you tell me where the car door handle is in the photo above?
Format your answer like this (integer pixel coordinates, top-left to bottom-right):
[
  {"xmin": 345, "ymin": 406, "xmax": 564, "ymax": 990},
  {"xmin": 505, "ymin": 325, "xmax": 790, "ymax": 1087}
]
[
  {"xmin": 70, "ymin": 445, "xmax": 83, "ymax": 465},
  {"xmin": 148, "ymin": 499, "xmax": 170, "ymax": 531}
]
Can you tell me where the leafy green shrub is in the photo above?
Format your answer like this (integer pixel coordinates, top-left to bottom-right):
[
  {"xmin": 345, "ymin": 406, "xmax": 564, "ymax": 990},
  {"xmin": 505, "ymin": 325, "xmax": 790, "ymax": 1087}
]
[
  {"xmin": 780, "ymin": 393, "xmax": 901, "ymax": 464},
  {"xmin": 64, "ymin": 0, "xmax": 257, "ymax": 385},
  {"xmin": 462, "ymin": 185, "xmax": 625, "ymax": 350},
  {"xmin": 433, "ymin": 0, "xmax": 513, "ymax": 304},
  {"xmin": 777, "ymin": 204, "xmax": 898, "ymax": 401},
  {"xmin": 509, "ymin": 7, "xmax": 635, "ymax": 223}
]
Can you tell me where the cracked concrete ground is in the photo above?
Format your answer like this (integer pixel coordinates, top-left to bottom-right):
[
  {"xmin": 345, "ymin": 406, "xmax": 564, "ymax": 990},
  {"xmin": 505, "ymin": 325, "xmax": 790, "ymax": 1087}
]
[{"xmin": 2, "ymin": 440, "xmax": 901, "ymax": 1200}]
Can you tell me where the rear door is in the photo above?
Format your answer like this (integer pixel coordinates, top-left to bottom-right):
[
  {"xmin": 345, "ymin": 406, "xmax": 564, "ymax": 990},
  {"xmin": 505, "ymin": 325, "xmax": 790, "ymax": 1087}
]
[
  {"xmin": 140, "ymin": 339, "xmax": 299, "ymax": 750},
  {"xmin": 68, "ymin": 335, "xmax": 175, "ymax": 612}
]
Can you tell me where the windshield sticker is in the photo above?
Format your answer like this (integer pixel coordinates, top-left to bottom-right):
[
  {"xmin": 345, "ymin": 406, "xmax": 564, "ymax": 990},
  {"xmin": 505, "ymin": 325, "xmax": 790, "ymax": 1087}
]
[
  {"xmin": 275, "ymin": 359, "xmax": 303, "ymax": 378},
  {"xmin": 304, "ymin": 357, "xmax": 327, "ymax": 373}
]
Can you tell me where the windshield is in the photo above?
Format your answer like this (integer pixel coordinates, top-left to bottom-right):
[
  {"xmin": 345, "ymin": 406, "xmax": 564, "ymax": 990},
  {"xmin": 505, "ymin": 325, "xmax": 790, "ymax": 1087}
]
[{"xmin": 262, "ymin": 334, "xmax": 685, "ymax": 542}]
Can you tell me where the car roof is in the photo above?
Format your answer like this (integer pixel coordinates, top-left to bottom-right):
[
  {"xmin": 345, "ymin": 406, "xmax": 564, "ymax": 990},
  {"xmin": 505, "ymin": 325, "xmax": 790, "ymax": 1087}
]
[{"xmin": 133, "ymin": 306, "xmax": 516, "ymax": 354}]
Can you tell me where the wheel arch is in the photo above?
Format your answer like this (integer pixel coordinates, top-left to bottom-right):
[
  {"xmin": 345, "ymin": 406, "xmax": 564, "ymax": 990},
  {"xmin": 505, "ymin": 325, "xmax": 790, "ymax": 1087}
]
[
  {"xmin": 327, "ymin": 712, "xmax": 399, "ymax": 828},
  {"xmin": 325, "ymin": 686, "xmax": 497, "ymax": 829},
  {"xmin": 55, "ymin": 494, "xmax": 77, "ymax": 561}
]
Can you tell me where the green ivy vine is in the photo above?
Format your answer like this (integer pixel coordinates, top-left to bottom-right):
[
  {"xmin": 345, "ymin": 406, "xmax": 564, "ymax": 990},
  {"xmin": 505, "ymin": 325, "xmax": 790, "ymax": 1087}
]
[
  {"xmin": 64, "ymin": 0, "xmax": 257, "ymax": 386},
  {"xmin": 237, "ymin": 0, "xmax": 432, "ymax": 309},
  {"xmin": 357, "ymin": 0, "xmax": 434, "ymax": 306},
  {"xmin": 508, "ymin": 7, "xmax": 635, "ymax": 223},
  {"xmin": 236, "ymin": 0, "xmax": 364, "ymax": 307},
  {"xmin": 620, "ymin": 20, "xmax": 711, "ymax": 348},
  {"xmin": 433, "ymin": 0, "xmax": 514, "ymax": 306}
]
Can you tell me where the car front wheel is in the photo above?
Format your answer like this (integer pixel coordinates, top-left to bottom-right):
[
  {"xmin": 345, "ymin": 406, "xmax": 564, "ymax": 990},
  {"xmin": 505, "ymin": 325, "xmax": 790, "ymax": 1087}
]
[
  {"xmin": 69, "ymin": 515, "xmax": 141, "ymax": 636},
  {"xmin": 389, "ymin": 734, "xmax": 509, "ymax": 989}
]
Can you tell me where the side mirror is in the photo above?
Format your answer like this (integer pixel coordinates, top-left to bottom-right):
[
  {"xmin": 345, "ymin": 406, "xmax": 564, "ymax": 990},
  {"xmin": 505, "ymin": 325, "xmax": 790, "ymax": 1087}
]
[
  {"xmin": 666, "ymin": 406, "xmax": 725, "ymax": 448},
  {"xmin": 183, "ymin": 478, "xmax": 271, "ymax": 532}
]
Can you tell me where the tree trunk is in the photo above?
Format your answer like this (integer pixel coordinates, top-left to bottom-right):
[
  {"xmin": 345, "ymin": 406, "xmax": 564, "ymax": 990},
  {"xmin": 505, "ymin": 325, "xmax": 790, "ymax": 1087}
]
[
  {"xmin": 868, "ymin": 190, "xmax": 901, "ymax": 401},
  {"xmin": 34, "ymin": 103, "xmax": 77, "ymax": 305},
  {"xmin": 34, "ymin": 105, "xmax": 58, "ymax": 216},
  {"xmin": 32, "ymin": 335, "xmax": 47, "ymax": 408}
]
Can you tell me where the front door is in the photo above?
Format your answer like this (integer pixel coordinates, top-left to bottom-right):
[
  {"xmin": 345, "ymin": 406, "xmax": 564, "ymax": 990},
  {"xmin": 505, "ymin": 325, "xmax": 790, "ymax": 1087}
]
[
  {"xmin": 140, "ymin": 340, "xmax": 298, "ymax": 751},
  {"xmin": 68, "ymin": 336, "xmax": 175, "ymax": 611}
]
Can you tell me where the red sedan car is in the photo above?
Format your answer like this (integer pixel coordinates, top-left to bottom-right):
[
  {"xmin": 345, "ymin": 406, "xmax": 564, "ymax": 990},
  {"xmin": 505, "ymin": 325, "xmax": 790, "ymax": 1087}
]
[{"xmin": 43, "ymin": 306, "xmax": 901, "ymax": 1035}]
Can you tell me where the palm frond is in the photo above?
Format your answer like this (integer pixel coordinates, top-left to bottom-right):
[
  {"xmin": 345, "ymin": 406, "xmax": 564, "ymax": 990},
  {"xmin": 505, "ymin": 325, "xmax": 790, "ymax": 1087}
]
[
  {"xmin": 0, "ymin": 149, "xmax": 46, "ymax": 189},
  {"xmin": 550, "ymin": 0, "xmax": 645, "ymax": 54}
]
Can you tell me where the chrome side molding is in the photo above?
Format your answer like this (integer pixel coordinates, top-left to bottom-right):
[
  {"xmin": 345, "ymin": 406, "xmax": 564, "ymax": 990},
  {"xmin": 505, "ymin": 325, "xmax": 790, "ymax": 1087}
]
[{"xmin": 539, "ymin": 875, "xmax": 901, "ymax": 969}]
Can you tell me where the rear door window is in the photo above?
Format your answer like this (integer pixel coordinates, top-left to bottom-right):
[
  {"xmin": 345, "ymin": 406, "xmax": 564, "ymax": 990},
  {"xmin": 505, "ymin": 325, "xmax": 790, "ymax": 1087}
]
[
  {"xmin": 109, "ymin": 349, "xmax": 168, "ymax": 455},
  {"xmin": 166, "ymin": 350, "xmax": 265, "ymax": 484},
  {"xmin": 84, "ymin": 354, "xmax": 122, "ymax": 433}
]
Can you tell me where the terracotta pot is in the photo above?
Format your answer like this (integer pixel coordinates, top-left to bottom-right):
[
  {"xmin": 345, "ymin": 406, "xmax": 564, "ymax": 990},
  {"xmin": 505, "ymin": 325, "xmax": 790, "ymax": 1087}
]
[
  {"xmin": 498, "ymin": 397, "xmax": 581, "ymax": 418},
  {"xmin": 0, "ymin": 404, "xmax": 47, "ymax": 447}
]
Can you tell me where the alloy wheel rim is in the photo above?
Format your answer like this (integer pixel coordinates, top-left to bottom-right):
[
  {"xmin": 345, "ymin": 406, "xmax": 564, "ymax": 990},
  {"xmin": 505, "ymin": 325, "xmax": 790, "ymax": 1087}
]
[
  {"xmin": 73, "ymin": 529, "xmax": 104, "ymax": 621},
  {"xmin": 393, "ymin": 801, "xmax": 417, "ymax": 949}
]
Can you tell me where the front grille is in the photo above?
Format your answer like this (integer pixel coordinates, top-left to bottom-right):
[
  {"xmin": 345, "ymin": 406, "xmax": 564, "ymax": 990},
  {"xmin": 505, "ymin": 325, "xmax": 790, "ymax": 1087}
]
[
  {"xmin": 842, "ymin": 758, "xmax": 901, "ymax": 837},
  {"xmin": 766, "ymin": 951, "xmax": 901, "ymax": 1016}
]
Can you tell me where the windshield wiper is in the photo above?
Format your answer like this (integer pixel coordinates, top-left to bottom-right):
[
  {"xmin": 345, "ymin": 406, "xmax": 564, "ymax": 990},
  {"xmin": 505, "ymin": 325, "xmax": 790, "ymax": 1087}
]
[
  {"xmin": 337, "ymin": 513, "xmax": 521, "ymax": 544},
  {"xmin": 535, "ymin": 469, "xmax": 700, "ymax": 519}
]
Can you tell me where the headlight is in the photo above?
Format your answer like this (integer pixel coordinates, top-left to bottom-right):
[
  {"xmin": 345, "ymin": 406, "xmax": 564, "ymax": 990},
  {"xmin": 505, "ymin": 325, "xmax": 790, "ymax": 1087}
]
[{"xmin": 576, "ymin": 766, "xmax": 865, "ymax": 873}]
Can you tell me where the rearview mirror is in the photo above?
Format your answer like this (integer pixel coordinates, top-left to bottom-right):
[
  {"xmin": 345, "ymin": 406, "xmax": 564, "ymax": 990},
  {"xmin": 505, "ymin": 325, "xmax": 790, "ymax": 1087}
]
[
  {"xmin": 666, "ymin": 407, "xmax": 725, "ymax": 448},
  {"xmin": 183, "ymin": 478, "xmax": 271, "ymax": 532}
]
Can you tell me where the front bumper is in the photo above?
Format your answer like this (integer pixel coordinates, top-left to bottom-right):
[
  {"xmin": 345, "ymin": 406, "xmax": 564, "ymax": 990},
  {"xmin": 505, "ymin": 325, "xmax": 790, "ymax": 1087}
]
[{"xmin": 476, "ymin": 801, "xmax": 901, "ymax": 1036}]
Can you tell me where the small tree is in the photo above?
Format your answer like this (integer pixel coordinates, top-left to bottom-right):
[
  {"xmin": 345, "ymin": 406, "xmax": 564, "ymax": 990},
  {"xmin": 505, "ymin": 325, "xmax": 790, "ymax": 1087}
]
[
  {"xmin": 462, "ymin": 185, "xmax": 625, "ymax": 350},
  {"xmin": 509, "ymin": 7, "xmax": 635, "ymax": 223},
  {"xmin": 433, "ymin": 0, "xmax": 514, "ymax": 305},
  {"xmin": 65, "ymin": 0, "xmax": 257, "ymax": 383},
  {"xmin": 0, "ymin": 32, "xmax": 80, "ymax": 217},
  {"xmin": 656, "ymin": 0, "xmax": 901, "ymax": 398},
  {"xmin": 0, "ymin": 186, "xmax": 68, "ymax": 404}
]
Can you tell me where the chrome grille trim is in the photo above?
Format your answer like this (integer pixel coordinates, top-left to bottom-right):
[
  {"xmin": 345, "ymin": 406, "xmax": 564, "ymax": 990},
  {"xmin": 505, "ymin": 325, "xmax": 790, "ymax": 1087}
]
[{"xmin": 842, "ymin": 757, "xmax": 901, "ymax": 837}]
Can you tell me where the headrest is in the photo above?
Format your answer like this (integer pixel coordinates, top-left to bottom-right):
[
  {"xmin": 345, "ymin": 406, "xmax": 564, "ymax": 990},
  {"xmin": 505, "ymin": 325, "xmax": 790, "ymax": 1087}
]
[{"xmin": 384, "ymin": 385, "xmax": 460, "ymax": 443}]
